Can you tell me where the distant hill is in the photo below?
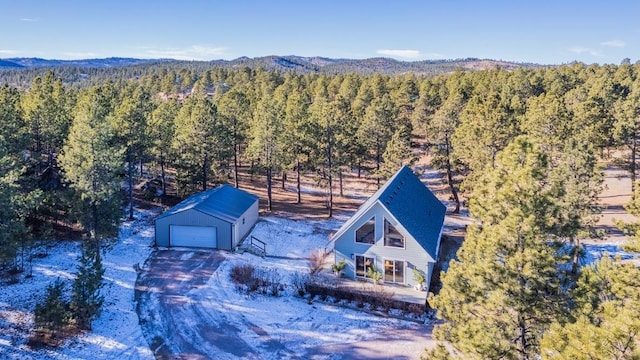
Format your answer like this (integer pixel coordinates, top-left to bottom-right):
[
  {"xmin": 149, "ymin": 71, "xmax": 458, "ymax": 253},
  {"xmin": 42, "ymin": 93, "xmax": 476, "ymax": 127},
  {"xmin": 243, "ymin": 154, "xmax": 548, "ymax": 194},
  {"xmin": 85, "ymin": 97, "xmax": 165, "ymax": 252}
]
[
  {"xmin": 0, "ymin": 57, "xmax": 170, "ymax": 69},
  {"xmin": 0, "ymin": 59, "xmax": 23, "ymax": 68},
  {"xmin": 0, "ymin": 55, "xmax": 544, "ymax": 75},
  {"xmin": 210, "ymin": 56, "xmax": 543, "ymax": 75}
]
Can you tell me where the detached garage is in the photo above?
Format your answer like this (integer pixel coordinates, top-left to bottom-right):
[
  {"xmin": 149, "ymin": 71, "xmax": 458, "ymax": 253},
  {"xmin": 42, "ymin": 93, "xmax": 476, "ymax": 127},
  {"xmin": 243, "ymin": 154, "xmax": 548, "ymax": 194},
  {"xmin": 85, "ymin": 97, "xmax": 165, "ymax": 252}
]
[{"xmin": 155, "ymin": 184, "xmax": 259, "ymax": 250}]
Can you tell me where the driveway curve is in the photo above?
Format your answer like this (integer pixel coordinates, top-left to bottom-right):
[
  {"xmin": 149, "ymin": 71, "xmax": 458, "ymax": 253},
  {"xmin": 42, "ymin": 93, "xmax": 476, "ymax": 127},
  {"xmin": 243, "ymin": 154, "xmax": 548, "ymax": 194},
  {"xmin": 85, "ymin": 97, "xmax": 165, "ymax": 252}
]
[
  {"xmin": 136, "ymin": 250, "xmax": 264, "ymax": 359},
  {"xmin": 135, "ymin": 249, "xmax": 434, "ymax": 359}
]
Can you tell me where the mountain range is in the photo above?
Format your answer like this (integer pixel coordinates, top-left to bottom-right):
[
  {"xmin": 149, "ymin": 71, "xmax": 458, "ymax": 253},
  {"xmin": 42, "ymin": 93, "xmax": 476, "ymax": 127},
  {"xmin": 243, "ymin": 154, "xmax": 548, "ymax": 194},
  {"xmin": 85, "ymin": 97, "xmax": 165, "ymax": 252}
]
[{"xmin": 0, "ymin": 56, "xmax": 543, "ymax": 75}]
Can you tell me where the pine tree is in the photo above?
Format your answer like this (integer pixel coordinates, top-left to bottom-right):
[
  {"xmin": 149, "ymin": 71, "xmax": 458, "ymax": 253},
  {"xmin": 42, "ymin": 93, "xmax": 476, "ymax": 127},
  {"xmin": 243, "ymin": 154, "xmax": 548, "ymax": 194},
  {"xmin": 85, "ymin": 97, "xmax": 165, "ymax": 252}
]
[
  {"xmin": 34, "ymin": 279, "xmax": 71, "ymax": 340},
  {"xmin": 71, "ymin": 244, "xmax": 105, "ymax": 330},
  {"xmin": 58, "ymin": 83, "xmax": 123, "ymax": 243},
  {"xmin": 111, "ymin": 84, "xmax": 152, "ymax": 219},
  {"xmin": 246, "ymin": 93, "xmax": 283, "ymax": 211},
  {"xmin": 172, "ymin": 87, "xmax": 230, "ymax": 196},
  {"xmin": 429, "ymin": 137, "xmax": 568, "ymax": 360},
  {"xmin": 540, "ymin": 257, "xmax": 640, "ymax": 359},
  {"xmin": 356, "ymin": 93, "xmax": 397, "ymax": 186},
  {"xmin": 149, "ymin": 99, "xmax": 179, "ymax": 197},
  {"xmin": 216, "ymin": 87, "xmax": 251, "ymax": 189},
  {"xmin": 378, "ymin": 123, "xmax": 416, "ymax": 179}
]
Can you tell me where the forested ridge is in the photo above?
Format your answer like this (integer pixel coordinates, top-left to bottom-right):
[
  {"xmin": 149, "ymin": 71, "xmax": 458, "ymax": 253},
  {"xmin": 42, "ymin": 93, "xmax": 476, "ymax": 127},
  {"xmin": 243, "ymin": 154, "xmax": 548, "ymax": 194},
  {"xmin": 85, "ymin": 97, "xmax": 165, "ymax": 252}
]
[
  {"xmin": 1, "ymin": 61, "xmax": 640, "ymax": 358},
  {"xmin": 0, "ymin": 56, "xmax": 542, "ymax": 89}
]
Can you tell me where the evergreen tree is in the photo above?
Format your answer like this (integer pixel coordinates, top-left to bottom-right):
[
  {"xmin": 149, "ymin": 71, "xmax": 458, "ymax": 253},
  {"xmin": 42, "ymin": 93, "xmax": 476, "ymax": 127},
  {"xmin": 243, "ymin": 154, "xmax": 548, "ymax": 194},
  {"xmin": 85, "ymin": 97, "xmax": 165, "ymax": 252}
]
[
  {"xmin": 247, "ymin": 92, "xmax": 283, "ymax": 211},
  {"xmin": 216, "ymin": 87, "xmax": 251, "ymax": 189},
  {"xmin": 378, "ymin": 123, "xmax": 417, "ymax": 179},
  {"xmin": 280, "ymin": 76, "xmax": 314, "ymax": 203},
  {"xmin": 430, "ymin": 137, "xmax": 568, "ymax": 360},
  {"xmin": 149, "ymin": 99, "xmax": 179, "ymax": 197},
  {"xmin": 357, "ymin": 93, "xmax": 397, "ymax": 186},
  {"xmin": 34, "ymin": 279, "xmax": 71, "ymax": 340},
  {"xmin": 71, "ymin": 243, "xmax": 105, "ymax": 330},
  {"xmin": 172, "ymin": 88, "xmax": 230, "ymax": 196},
  {"xmin": 0, "ymin": 84, "xmax": 40, "ymax": 270},
  {"xmin": 111, "ymin": 84, "xmax": 152, "ymax": 219},
  {"xmin": 540, "ymin": 257, "xmax": 640, "ymax": 359},
  {"xmin": 58, "ymin": 83, "xmax": 123, "ymax": 244}
]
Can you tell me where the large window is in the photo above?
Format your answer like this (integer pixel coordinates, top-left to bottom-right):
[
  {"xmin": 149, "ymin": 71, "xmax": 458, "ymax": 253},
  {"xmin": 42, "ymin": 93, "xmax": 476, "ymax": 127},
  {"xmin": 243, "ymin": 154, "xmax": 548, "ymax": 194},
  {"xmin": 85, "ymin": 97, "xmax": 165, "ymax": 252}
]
[
  {"xmin": 355, "ymin": 218, "xmax": 375, "ymax": 244},
  {"xmin": 384, "ymin": 259, "xmax": 405, "ymax": 284},
  {"xmin": 355, "ymin": 255, "xmax": 375, "ymax": 278},
  {"xmin": 384, "ymin": 220, "xmax": 405, "ymax": 248}
]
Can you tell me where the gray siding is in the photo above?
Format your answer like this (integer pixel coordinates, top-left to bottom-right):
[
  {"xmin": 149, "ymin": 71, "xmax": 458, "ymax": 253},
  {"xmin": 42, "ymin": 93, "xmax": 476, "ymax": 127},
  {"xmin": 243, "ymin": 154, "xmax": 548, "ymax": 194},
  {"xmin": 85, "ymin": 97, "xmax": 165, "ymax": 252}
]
[
  {"xmin": 333, "ymin": 201, "xmax": 435, "ymax": 290},
  {"xmin": 232, "ymin": 199, "xmax": 259, "ymax": 249},
  {"xmin": 155, "ymin": 209, "xmax": 233, "ymax": 250}
]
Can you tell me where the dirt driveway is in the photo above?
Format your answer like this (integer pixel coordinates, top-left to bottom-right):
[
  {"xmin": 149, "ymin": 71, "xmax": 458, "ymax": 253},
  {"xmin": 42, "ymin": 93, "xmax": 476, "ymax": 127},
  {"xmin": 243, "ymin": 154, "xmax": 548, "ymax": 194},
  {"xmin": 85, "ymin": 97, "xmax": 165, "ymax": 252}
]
[
  {"xmin": 135, "ymin": 250, "xmax": 434, "ymax": 359},
  {"xmin": 136, "ymin": 250, "xmax": 268, "ymax": 359}
]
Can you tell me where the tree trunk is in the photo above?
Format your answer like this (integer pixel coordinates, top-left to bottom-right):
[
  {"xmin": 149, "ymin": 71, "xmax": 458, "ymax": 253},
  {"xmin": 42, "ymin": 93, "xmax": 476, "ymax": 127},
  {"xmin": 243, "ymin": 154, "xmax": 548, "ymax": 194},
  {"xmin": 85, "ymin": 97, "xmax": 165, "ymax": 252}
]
[
  {"xmin": 160, "ymin": 151, "xmax": 167, "ymax": 197},
  {"xmin": 339, "ymin": 170, "xmax": 344, "ymax": 197},
  {"xmin": 233, "ymin": 142, "xmax": 239, "ymax": 188},
  {"xmin": 328, "ymin": 171, "xmax": 333, "ymax": 218},
  {"xmin": 282, "ymin": 170, "xmax": 286, "ymax": 190},
  {"xmin": 202, "ymin": 154, "xmax": 208, "ymax": 191},
  {"xmin": 445, "ymin": 134, "xmax": 460, "ymax": 214},
  {"xmin": 266, "ymin": 166, "xmax": 273, "ymax": 211},
  {"xmin": 631, "ymin": 138, "xmax": 637, "ymax": 197},
  {"xmin": 571, "ymin": 237, "xmax": 580, "ymax": 274},
  {"xmin": 127, "ymin": 149, "xmax": 134, "ymax": 220},
  {"xmin": 376, "ymin": 143, "xmax": 381, "ymax": 188},
  {"xmin": 296, "ymin": 158, "xmax": 301, "ymax": 204}
]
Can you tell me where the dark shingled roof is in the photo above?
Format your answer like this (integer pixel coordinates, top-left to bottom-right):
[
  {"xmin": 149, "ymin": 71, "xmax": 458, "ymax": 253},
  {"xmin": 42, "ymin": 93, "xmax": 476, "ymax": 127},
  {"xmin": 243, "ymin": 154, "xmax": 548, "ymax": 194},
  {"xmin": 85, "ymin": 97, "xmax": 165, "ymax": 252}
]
[
  {"xmin": 157, "ymin": 184, "xmax": 258, "ymax": 223},
  {"xmin": 332, "ymin": 166, "xmax": 446, "ymax": 259}
]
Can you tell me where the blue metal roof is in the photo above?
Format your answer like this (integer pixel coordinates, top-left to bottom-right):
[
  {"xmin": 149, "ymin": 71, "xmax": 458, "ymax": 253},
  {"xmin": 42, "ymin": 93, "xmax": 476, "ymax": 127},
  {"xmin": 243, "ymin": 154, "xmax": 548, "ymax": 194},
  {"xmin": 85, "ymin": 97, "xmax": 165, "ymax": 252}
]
[
  {"xmin": 332, "ymin": 166, "xmax": 446, "ymax": 259},
  {"xmin": 157, "ymin": 184, "xmax": 259, "ymax": 223}
]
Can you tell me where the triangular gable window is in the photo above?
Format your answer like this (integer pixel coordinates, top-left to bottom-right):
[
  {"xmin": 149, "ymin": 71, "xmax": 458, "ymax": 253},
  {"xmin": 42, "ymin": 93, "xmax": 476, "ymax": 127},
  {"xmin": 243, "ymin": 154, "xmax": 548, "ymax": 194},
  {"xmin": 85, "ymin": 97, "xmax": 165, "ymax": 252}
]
[
  {"xmin": 384, "ymin": 219, "xmax": 405, "ymax": 248},
  {"xmin": 355, "ymin": 217, "xmax": 375, "ymax": 244}
]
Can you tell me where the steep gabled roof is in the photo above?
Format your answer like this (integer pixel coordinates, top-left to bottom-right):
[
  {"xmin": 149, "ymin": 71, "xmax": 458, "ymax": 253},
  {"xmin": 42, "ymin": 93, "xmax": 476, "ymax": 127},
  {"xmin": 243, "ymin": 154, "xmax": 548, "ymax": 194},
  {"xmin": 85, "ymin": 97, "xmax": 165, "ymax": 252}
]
[
  {"xmin": 331, "ymin": 166, "xmax": 446, "ymax": 259},
  {"xmin": 157, "ymin": 184, "xmax": 259, "ymax": 223}
]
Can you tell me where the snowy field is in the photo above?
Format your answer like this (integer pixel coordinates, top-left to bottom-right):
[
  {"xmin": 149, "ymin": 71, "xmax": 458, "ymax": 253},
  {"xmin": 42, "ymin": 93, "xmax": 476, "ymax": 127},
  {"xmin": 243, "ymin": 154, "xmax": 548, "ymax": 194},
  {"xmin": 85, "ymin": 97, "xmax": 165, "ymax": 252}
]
[
  {"xmin": 2, "ymin": 180, "xmax": 638, "ymax": 359},
  {"xmin": 1, "ymin": 208, "xmax": 158, "ymax": 360}
]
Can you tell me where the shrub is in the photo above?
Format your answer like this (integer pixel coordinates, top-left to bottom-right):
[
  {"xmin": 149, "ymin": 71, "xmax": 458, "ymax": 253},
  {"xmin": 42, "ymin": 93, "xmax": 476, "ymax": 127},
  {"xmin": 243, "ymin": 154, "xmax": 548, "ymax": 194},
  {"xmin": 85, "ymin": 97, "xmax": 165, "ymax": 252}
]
[
  {"xmin": 265, "ymin": 268, "xmax": 282, "ymax": 297},
  {"xmin": 308, "ymin": 248, "xmax": 326, "ymax": 276},
  {"xmin": 331, "ymin": 259, "xmax": 347, "ymax": 276},
  {"xmin": 290, "ymin": 272, "xmax": 310, "ymax": 297},
  {"xmin": 367, "ymin": 266, "xmax": 382, "ymax": 284},
  {"xmin": 34, "ymin": 279, "xmax": 72, "ymax": 343},
  {"xmin": 412, "ymin": 267, "xmax": 426, "ymax": 290},
  {"xmin": 230, "ymin": 264, "xmax": 255, "ymax": 285}
]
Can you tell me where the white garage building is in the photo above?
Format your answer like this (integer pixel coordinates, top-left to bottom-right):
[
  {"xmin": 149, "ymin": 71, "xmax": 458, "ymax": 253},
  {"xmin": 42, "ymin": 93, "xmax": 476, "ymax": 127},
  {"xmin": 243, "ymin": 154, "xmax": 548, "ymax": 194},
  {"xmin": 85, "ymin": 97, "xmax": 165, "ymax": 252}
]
[{"xmin": 154, "ymin": 184, "xmax": 259, "ymax": 250}]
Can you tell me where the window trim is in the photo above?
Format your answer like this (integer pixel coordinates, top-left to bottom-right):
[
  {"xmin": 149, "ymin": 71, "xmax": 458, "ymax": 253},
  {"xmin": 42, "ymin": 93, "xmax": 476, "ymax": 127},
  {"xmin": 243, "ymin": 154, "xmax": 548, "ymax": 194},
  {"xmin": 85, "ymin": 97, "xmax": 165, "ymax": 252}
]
[
  {"xmin": 355, "ymin": 254, "xmax": 375, "ymax": 279},
  {"xmin": 383, "ymin": 218, "xmax": 405, "ymax": 249},
  {"xmin": 354, "ymin": 217, "xmax": 376, "ymax": 244},
  {"xmin": 383, "ymin": 258, "xmax": 405, "ymax": 284}
]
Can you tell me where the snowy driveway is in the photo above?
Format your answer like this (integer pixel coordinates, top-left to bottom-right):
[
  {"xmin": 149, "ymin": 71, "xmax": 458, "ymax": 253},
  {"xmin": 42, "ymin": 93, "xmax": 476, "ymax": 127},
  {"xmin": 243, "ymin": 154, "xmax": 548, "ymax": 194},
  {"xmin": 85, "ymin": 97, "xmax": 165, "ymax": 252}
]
[
  {"xmin": 135, "ymin": 250, "xmax": 269, "ymax": 359},
  {"xmin": 135, "ymin": 249, "xmax": 433, "ymax": 359}
]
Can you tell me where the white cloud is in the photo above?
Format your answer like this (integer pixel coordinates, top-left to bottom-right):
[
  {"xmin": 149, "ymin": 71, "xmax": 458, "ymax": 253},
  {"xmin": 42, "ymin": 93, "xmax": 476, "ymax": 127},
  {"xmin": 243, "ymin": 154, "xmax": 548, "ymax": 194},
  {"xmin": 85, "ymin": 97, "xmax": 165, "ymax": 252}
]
[
  {"xmin": 20, "ymin": 18, "xmax": 38, "ymax": 22},
  {"xmin": 0, "ymin": 49, "xmax": 19, "ymax": 55},
  {"xmin": 601, "ymin": 40, "xmax": 625, "ymax": 47},
  {"xmin": 62, "ymin": 52, "xmax": 98, "ymax": 59},
  {"xmin": 377, "ymin": 49, "xmax": 422, "ymax": 59},
  {"xmin": 139, "ymin": 45, "xmax": 229, "ymax": 60},
  {"xmin": 569, "ymin": 46, "xmax": 603, "ymax": 57}
]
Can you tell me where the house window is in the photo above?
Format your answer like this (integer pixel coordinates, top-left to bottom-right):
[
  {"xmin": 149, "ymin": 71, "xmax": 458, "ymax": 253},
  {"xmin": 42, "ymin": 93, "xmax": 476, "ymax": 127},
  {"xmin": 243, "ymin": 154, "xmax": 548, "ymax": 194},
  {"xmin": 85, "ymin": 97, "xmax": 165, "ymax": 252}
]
[
  {"xmin": 384, "ymin": 259, "xmax": 405, "ymax": 284},
  {"xmin": 384, "ymin": 220, "xmax": 404, "ymax": 248},
  {"xmin": 355, "ymin": 218, "xmax": 375, "ymax": 244},
  {"xmin": 355, "ymin": 255, "xmax": 375, "ymax": 278}
]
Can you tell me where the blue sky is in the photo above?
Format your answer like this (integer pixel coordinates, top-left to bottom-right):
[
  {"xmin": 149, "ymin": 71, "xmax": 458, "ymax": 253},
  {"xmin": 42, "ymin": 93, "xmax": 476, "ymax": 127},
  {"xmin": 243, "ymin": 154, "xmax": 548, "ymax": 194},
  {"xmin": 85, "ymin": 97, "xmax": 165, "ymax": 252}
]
[{"xmin": 1, "ymin": 0, "xmax": 637, "ymax": 64}]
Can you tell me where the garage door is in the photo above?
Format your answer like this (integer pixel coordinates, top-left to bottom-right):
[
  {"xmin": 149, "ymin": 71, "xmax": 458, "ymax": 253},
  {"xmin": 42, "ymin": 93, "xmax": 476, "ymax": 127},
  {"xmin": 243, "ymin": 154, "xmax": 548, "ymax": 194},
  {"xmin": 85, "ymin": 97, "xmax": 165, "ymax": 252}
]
[{"xmin": 170, "ymin": 225, "xmax": 217, "ymax": 248}]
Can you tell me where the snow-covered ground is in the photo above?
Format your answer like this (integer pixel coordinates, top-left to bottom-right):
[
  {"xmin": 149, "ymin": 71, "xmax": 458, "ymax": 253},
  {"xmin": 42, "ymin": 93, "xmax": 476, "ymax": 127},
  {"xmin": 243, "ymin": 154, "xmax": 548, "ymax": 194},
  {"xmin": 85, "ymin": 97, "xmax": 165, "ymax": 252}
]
[{"xmin": 1, "ymin": 208, "xmax": 158, "ymax": 360}]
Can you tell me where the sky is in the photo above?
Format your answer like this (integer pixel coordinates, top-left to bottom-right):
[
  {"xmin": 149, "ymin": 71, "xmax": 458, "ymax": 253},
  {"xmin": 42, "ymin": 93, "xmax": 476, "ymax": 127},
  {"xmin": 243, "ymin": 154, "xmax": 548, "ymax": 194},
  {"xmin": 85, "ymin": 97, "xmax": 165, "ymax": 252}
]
[{"xmin": 0, "ymin": 0, "xmax": 638, "ymax": 65}]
